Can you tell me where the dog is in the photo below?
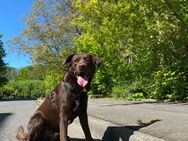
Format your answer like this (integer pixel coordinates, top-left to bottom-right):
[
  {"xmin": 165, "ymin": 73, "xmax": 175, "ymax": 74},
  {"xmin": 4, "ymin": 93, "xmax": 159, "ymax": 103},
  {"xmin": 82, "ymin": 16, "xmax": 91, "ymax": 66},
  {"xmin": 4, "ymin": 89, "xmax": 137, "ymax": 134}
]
[{"xmin": 16, "ymin": 53, "xmax": 102, "ymax": 141}]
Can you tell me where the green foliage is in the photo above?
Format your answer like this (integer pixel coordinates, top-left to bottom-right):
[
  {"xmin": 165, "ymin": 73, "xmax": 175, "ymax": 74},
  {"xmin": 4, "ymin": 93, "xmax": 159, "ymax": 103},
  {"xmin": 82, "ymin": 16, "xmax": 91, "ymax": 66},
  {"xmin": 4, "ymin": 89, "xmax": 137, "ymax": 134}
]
[
  {"xmin": 0, "ymin": 80, "xmax": 46, "ymax": 99},
  {"xmin": 44, "ymin": 73, "xmax": 62, "ymax": 95},
  {"xmin": 149, "ymin": 68, "xmax": 188, "ymax": 100},
  {"xmin": 111, "ymin": 85, "xmax": 129, "ymax": 99},
  {"xmin": 5, "ymin": 67, "xmax": 18, "ymax": 80},
  {"xmin": 16, "ymin": 66, "xmax": 34, "ymax": 80},
  {"xmin": 0, "ymin": 34, "xmax": 7, "ymax": 86},
  {"xmin": 8, "ymin": 0, "xmax": 75, "ymax": 73},
  {"xmin": 7, "ymin": 0, "xmax": 188, "ymax": 100},
  {"xmin": 111, "ymin": 82, "xmax": 145, "ymax": 100},
  {"xmin": 16, "ymin": 65, "xmax": 45, "ymax": 80},
  {"xmin": 72, "ymin": 0, "xmax": 188, "ymax": 100},
  {"xmin": 128, "ymin": 93, "xmax": 145, "ymax": 101},
  {"xmin": 1, "ymin": 65, "xmax": 63, "ymax": 99}
]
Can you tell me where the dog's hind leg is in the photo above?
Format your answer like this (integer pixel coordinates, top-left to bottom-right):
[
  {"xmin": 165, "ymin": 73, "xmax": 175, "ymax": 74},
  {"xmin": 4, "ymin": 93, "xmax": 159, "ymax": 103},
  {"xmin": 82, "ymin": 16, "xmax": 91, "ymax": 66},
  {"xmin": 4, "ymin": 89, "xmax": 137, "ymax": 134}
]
[{"xmin": 27, "ymin": 111, "xmax": 45, "ymax": 141}]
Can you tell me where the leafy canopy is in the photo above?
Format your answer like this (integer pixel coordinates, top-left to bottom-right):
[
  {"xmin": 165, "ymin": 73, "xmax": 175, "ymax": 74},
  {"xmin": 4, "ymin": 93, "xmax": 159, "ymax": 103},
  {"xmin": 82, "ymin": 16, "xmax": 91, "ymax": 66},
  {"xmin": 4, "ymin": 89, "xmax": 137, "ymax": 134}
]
[{"xmin": 8, "ymin": 0, "xmax": 188, "ymax": 100}]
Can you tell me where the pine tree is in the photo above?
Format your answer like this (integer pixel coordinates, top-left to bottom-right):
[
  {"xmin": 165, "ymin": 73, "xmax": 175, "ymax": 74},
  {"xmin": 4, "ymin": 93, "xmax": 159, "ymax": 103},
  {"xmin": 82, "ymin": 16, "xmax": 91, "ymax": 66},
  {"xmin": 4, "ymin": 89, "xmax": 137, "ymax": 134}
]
[{"xmin": 0, "ymin": 34, "xmax": 7, "ymax": 86}]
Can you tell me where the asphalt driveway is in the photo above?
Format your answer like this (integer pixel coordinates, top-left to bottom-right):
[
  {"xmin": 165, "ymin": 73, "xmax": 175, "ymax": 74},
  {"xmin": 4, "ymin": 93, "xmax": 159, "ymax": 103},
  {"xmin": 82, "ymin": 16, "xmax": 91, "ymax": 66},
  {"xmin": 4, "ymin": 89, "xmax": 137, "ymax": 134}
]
[
  {"xmin": 0, "ymin": 100, "xmax": 36, "ymax": 141},
  {"xmin": 1, "ymin": 99, "xmax": 188, "ymax": 141}
]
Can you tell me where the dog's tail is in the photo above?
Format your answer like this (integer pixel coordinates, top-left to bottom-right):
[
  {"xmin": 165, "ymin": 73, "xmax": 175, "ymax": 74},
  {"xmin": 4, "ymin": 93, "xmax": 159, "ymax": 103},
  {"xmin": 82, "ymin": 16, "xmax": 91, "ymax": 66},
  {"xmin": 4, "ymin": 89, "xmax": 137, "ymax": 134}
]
[{"xmin": 16, "ymin": 126, "xmax": 28, "ymax": 140}]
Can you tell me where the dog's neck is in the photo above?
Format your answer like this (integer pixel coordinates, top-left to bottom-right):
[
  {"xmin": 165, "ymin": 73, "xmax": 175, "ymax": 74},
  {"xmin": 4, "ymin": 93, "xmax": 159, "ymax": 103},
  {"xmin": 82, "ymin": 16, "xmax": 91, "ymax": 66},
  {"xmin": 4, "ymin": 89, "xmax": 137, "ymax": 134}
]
[{"xmin": 63, "ymin": 72, "xmax": 88, "ymax": 92}]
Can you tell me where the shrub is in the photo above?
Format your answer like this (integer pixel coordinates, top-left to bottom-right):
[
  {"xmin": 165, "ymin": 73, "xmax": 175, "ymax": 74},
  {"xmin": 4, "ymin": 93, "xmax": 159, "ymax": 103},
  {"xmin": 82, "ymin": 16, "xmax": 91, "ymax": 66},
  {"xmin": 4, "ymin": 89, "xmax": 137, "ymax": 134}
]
[
  {"xmin": 111, "ymin": 82, "xmax": 146, "ymax": 100},
  {"xmin": 90, "ymin": 69, "xmax": 114, "ymax": 96},
  {"xmin": 149, "ymin": 68, "xmax": 188, "ymax": 101},
  {"xmin": 111, "ymin": 85, "xmax": 129, "ymax": 99},
  {"xmin": 44, "ymin": 74, "xmax": 62, "ymax": 95},
  {"xmin": 0, "ymin": 84, "xmax": 15, "ymax": 99},
  {"xmin": 0, "ymin": 80, "xmax": 46, "ymax": 99}
]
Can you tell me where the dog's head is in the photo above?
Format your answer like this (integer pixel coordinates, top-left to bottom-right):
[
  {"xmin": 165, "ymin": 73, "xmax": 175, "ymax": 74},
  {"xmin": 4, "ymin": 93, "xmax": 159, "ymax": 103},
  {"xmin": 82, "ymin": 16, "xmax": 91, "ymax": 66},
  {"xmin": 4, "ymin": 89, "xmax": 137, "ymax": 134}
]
[{"xmin": 64, "ymin": 53, "xmax": 102, "ymax": 88}]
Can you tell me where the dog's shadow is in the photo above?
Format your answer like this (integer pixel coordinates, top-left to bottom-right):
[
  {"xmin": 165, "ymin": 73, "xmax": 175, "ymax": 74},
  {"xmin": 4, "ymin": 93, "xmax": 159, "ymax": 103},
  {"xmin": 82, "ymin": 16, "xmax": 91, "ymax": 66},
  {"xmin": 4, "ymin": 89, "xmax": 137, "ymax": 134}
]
[
  {"xmin": 102, "ymin": 125, "xmax": 144, "ymax": 141},
  {"xmin": 70, "ymin": 125, "xmax": 144, "ymax": 141}
]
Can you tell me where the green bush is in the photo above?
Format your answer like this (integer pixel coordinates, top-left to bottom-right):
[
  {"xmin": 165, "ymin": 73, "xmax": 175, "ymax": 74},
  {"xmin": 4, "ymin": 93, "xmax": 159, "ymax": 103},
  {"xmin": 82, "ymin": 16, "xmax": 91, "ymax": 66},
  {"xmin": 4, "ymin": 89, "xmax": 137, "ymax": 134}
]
[
  {"xmin": 128, "ymin": 93, "xmax": 144, "ymax": 101},
  {"xmin": 0, "ymin": 80, "xmax": 46, "ymax": 99},
  {"xmin": 111, "ymin": 85, "xmax": 129, "ymax": 99},
  {"xmin": 0, "ymin": 84, "xmax": 15, "ymax": 99},
  {"xmin": 111, "ymin": 82, "xmax": 146, "ymax": 100},
  {"xmin": 44, "ymin": 74, "xmax": 62, "ymax": 95},
  {"xmin": 149, "ymin": 68, "xmax": 188, "ymax": 101},
  {"xmin": 90, "ymin": 68, "xmax": 114, "ymax": 96}
]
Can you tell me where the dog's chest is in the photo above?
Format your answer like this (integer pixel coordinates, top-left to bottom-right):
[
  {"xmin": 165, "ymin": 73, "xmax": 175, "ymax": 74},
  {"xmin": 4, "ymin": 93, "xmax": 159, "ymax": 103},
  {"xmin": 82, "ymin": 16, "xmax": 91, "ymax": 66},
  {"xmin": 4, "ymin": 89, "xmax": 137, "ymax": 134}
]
[
  {"xmin": 47, "ymin": 82, "xmax": 87, "ymax": 124},
  {"xmin": 73, "ymin": 99, "xmax": 80, "ymax": 112},
  {"xmin": 68, "ymin": 92, "xmax": 86, "ymax": 124}
]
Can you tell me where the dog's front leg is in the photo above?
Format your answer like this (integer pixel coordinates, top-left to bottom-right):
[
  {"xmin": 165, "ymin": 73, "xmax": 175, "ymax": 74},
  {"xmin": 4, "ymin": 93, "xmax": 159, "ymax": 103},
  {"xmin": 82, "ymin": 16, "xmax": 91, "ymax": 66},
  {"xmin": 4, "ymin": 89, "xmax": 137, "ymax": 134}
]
[
  {"xmin": 79, "ymin": 110, "xmax": 93, "ymax": 141},
  {"xmin": 59, "ymin": 106, "xmax": 69, "ymax": 141}
]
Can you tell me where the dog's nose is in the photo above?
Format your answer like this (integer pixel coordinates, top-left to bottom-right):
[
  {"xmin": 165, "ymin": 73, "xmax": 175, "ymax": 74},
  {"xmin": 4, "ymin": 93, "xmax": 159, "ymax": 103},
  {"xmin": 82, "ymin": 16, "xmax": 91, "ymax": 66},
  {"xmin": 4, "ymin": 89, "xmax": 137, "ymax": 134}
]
[{"xmin": 78, "ymin": 64, "xmax": 86, "ymax": 70}]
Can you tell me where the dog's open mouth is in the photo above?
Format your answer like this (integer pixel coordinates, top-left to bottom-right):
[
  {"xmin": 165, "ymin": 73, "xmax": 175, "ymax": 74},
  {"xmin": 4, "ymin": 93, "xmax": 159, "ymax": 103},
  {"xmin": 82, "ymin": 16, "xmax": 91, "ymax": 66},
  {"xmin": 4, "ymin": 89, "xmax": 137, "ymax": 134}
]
[{"xmin": 76, "ymin": 75, "xmax": 88, "ymax": 88}]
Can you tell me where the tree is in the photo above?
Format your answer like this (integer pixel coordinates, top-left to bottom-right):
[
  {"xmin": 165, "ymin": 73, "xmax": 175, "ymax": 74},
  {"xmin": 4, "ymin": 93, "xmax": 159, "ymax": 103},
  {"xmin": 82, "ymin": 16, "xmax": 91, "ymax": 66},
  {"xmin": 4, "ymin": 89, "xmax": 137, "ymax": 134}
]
[
  {"xmin": 16, "ymin": 65, "xmax": 45, "ymax": 80},
  {"xmin": 5, "ymin": 67, "xmax": 18, "ymax": 80},
  {"xmin": 0, "ymin": 34, "xmax": 7, "ymax": 86},
  {"xmin": 8, "ymin": 0, "xmax": 78, "ymax": 93},
  {"xmin": 8, "ymin": 0, "xmax": 188, "ymax": 100},
  {"xmin": 8, "ymin": 0, "xmax": 77, "ymax": 74},
  {"xmin": 72, "ymin": 0, "xmax": 188, "ymax": 99}
]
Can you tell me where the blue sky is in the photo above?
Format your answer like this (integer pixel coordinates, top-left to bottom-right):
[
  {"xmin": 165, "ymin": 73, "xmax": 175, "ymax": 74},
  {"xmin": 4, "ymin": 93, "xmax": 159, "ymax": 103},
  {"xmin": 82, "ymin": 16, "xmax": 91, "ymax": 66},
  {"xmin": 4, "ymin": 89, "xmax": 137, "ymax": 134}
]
[{"xmin": 0, "ymin": 0, "xmax": 34, "ymax": 69}]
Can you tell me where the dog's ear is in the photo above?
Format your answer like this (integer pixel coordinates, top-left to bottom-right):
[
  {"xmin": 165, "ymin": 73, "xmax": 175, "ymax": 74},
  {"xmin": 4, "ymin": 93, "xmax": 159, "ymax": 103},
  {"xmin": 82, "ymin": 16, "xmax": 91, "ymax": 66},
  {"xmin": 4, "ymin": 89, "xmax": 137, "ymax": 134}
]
[
  {"xmin": 93, "ymin": 56, "xmax": 102, "ymax": 68},
  {"xmin": 63, "ymin": 53, "xmax": 75, "ymax": 65}
]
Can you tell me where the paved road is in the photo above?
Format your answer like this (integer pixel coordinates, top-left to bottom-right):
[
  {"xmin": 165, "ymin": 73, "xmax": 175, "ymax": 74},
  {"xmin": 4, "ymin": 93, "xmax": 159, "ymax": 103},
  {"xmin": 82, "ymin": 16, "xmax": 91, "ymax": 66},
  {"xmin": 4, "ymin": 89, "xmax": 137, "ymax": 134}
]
[
  {"xmin": 0, "ymin": 100, "xmax": 100, "ymax": 141},
  {"xmin": 87, "ymin": 99, "xmax": 188, "ymax": 141},
  {"xmin": 0, "ymin": 100, "xmax": 36, "ymax": 141},
  {"xmin": 1, "ymin": 99, "xmax": 188, "ymax": 141}
]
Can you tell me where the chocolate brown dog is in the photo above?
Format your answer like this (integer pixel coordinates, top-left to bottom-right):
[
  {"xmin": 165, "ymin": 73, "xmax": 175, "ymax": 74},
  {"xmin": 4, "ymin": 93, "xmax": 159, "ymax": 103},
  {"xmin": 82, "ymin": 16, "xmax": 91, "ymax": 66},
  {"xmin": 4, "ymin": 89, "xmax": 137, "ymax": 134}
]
[{"xmin": 16, "ymin": 53, "xmax": 102, "ymax": 141}]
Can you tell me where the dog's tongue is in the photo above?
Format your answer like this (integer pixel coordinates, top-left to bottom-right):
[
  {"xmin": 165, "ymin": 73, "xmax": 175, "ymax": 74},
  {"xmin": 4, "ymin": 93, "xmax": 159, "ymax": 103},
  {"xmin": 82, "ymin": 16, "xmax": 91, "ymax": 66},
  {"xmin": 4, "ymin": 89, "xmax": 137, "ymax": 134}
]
[{"xmin": 77, "ymin": 76, "xmax": 88, "ymax": 88}]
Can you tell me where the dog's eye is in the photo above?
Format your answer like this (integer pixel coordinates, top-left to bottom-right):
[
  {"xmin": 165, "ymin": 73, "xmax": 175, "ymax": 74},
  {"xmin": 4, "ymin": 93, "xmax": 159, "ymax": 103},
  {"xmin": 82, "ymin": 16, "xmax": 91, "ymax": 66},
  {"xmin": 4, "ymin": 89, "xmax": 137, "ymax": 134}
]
[
  {"xmin": 86, "ymin": 59, "xmax": 90, "ymax": 63},
  {"xmin": 74, "ymin": 58, "xmax": 79, "ymax": 63}
]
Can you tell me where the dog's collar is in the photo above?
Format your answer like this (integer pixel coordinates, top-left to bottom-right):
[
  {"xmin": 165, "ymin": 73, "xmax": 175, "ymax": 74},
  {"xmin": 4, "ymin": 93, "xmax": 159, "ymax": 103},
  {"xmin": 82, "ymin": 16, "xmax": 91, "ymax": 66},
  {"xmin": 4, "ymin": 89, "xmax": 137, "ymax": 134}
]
[{"xmin": 63, "ymin": 82, "xmax": 86, "ymax": 97}]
